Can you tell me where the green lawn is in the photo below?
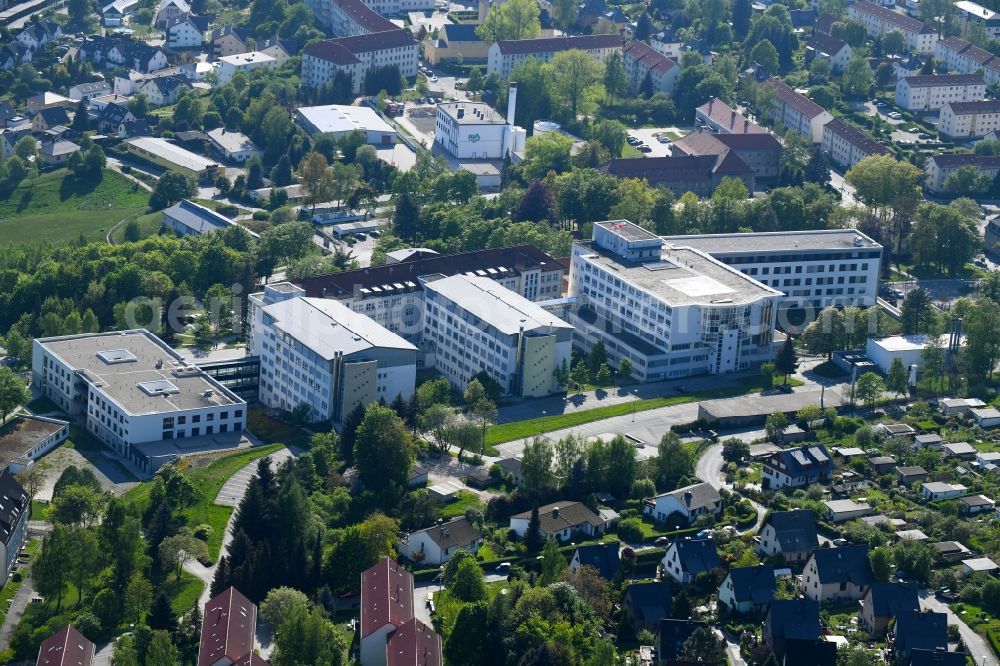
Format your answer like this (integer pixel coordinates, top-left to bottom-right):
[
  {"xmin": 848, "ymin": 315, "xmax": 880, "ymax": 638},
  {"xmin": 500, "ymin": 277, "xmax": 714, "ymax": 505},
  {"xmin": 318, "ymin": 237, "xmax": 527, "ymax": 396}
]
[
  {"xmin": 29, "ymin": 501, "xmax": 51, "ymax": 522},
  {"xmin": 110, "ymin": 210, "xmax": 163, "ymax": 242},
  {"xmin": 125, "ymin": 443, "xmax": 284, "ymax": 558},
  {"xmin": 162, "ymin": 571, "xmax": 205, "ymax": 615},
  {"xmin": 484, "ymin": 377, "xmax": 804, "ymax": 448},
  {"xmin": 440, "ymin": 490, "xmax": 482, "ymax": 519},
  {"xmin": 0, "ymin": 169, "xmax": 150, "ymax": 246}
]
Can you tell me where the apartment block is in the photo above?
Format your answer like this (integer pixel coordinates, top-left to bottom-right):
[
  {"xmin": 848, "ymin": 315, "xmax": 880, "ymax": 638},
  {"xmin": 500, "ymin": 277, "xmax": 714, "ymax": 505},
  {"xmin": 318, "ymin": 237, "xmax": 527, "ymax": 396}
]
[
  {"xmin": 821, "ymin": 118, "xmax": 892, "ymax": 170},
  {"xmin": 422, "ymin": 274, "xmax": 573, "ymax": 397},
  {"xmin": 847, "ymin": 1, "xmax": 939, "ymax": 53},
  {"xmin": 925, "ymin": 153, "xmax": 1000, "ymax": 192},
  {"xmin": 301, "ymin": 30, "xmax": 418, "ymax": 93},
  {"xmin": 805, "ymin": 32, "xmax": 852, "ymax": 72},
  {"xmin": 765, "ymin": 77, "xmax": 834, "ymax": 143},
  {"xmin": 249, "ymin": 283, "xmax": 417, "ymax": 423},
  {"xmin": 660, "ymin": 229, "xmax": 883, "ymax": 310},
  {"xmin": 566, "ymin": 221, "xmax": 781, "ymax": 381},
  {"xmin": 486, "ymin": 35, "xmax": 621, "ymax": 80},
  {"xmin": 695, "ymin": 98, "xmax": 767, "ymax": 134},
  {"xmin": 32, "ymin": 330, "xmax": 246, "ymax": 472},
  {"xmin": 894, "ymin": 73, "xmax": 985, "ymax": 112},
  {"xmin": 939, "ymin": 100, "xmax": 1000, "ymax": 137},
  {"xmin": 601, "ymin": 154, "xmax": 755, "ymax": 196},
  {"xmin": 954, "ymin": 0, "xmax": 1000, "ymax": 39},
  {"xmin": 621, "ymin": 40, "xmax": 680, "ymax": 95},
  {"xmin": 934, "ymin": 36, "xmax": 1000, "ymax": 85},
  {"xmin": 672, "ymin": 130, "xmax": 783, "ymax": 180}
]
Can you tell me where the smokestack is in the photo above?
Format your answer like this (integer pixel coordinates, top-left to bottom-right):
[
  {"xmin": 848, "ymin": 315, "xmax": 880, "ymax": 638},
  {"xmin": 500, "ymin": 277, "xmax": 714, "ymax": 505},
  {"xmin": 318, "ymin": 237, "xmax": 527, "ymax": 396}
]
[{"xmin": 507, "ymin": 81, "xmax": 518, "ymax": 127}]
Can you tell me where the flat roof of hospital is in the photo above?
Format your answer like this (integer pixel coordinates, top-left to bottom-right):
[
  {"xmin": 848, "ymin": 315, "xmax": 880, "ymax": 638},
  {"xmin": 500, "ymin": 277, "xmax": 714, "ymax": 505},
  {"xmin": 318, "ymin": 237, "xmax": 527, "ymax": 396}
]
[
  {"xmin": 661, "ymin": 229, "xmax": 882, "ymax": 254},
  {"xmin": 37, "ymin": 330, "xmax": 242, "ymax": 416}
]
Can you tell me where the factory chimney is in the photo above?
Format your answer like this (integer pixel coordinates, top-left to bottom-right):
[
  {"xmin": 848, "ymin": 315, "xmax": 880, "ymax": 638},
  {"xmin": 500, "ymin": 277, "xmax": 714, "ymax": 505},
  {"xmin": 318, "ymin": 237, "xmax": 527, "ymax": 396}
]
[{"xmin": 507, "ymin": 81, "xmax": 518, "ymax": 127}]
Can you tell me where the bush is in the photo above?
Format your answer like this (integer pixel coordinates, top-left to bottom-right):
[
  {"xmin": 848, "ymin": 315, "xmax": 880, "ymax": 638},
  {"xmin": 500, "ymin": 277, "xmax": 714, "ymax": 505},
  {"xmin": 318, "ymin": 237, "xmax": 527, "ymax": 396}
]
[
  {"xmin": 631, "ymin": 478, "xmax": 656, "ymax": 500},
  {"xmin": 193, "ymin": 524, "xmax": 214, "ymax": 541},
  {"xmin": 617, "ymin": 517, "xmax": 644, "ymax": 542},
  {"xmin": 217, "ymin": 205, "xmax": 238, "ymax": 218},
  {"xmin": 252, "ymin": 210, "xmax": 270, "ymax": 221}
]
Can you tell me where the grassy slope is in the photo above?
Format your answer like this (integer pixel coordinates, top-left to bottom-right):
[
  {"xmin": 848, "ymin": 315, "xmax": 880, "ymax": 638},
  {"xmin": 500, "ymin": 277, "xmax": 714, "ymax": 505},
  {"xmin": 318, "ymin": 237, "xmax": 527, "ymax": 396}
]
[{"xmin": 0, "ymin": 169, "xmax": 149, "ymax": 246}]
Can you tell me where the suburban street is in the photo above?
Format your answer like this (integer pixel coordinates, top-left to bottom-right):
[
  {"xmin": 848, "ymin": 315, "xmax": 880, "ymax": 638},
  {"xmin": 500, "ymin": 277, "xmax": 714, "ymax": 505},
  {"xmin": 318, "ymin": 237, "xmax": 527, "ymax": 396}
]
[{"xmin": 921, "ymin": 592, "xmax": 998, "ymax": 666}]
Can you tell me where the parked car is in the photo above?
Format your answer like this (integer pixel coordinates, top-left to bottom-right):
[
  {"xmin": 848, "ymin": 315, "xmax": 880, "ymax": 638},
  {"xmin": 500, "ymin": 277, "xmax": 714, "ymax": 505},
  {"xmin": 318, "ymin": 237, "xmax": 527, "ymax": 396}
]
[
  {"xmin": 638, "ymin": 145, "xmax": 652, "ymax": 153},
  {"xmin": 832, "ymin": 538, "xmax": 849, "ymax": 547},
  {"xmin": 888, "ymin": 112, "xmax": 902, "ymax": 120}
]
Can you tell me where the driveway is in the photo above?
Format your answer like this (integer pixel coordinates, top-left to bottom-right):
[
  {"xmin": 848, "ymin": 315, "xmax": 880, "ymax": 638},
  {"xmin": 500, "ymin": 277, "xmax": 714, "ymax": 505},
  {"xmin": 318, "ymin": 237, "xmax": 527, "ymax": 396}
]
[
  {"xmin": 695, "ymin": 441, "xmax": 766, "ymax": 534},
  {"xmin": 920, "ymin": 592, "xmax": 998, "ymax": 666},
  {"xmin": 0, "ymin": 571, "xmax": 33, "ymax": 651},
  {"xmin": 34, "ymin": 445, "xmax": 138, "ymax": 502}
]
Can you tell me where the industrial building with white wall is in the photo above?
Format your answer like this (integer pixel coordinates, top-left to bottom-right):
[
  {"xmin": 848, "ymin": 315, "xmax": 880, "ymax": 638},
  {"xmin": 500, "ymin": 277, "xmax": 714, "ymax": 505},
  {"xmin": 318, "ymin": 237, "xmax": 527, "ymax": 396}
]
[{"xmin": 434, "ymin": 83, "xmax": 525, "ymax": 159}]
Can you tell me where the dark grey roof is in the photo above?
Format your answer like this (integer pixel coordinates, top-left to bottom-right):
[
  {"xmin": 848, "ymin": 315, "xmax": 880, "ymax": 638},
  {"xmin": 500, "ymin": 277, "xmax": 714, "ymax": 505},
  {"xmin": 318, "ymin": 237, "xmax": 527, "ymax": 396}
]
[
  {"xmin": 726, "ymin": 565, "xmax": 776, "ymax": 605},
  {"xmin": 897, "ymin": 465, "xmax": 927, "ymax": 476},
  {"xmin": 766, "ymin": 444, "xmax": 834, "ymax": 478},
  {"xmin": 763, "ymin": 509, "xmax": 819, "ymax": 552},
  {"xmin": 511, "ymin": 501, "xmax": 604, "ymax": 534},
  {"xmin": 789, "ymin": 8, "xmax": 817, "ymax": 27},
  {"xmin": 0, "ymin": 469, "xmax": 28, "ymax": 546},
  {"xmin": 767, "ymin": 599, "xmax": 820, "ymax": 641},
  {"xmin": 930, "ymin": 154, "xmax": 1000, "ymax": 169},
  {"xmin": 910, "ymin": 649, "xmax": 968, "ymax": 666},
  {"xmin": 783, "ymin": 639, "xmax": 837, "ymax": 666},
  {"xmin": 162, "ymin": 199, "xmax": 233, "ymax": 234},
  {"xmin": 807, "ymin": 32, "xmax": 848, "ymax": 57},
  {"xmin": 868, "ymin": 456, "xmax": 897, "ymax": 465},
  {"xmin": 36, "ymin": 106, "xmax": 70, "ymax": 126},
  {"xmin": 903, "ymin": 73, "xmax": 985, "ymax": 87},
  {"xmin": 573, "ymin": 541, "xmax": 620, "ymax": 580},
  {"xmin": 865, "ymin": 582, "xmax": 919, "ymax": 618},
  {"xmin": 419, "ymin": 516, "xmax": 481, "ymax": 550},
  {"xmin": 623, "ymin": 581, "xmax": 671, "ymax": 623},
  {"xmin": 655, "ymin": 619, "xmax": 707, "ymax": 660},
  {"xmin": 895, "ymin": 611, "xmax": 948, "ymax": 654},
  {"xmin": 670, "ymin": 538, "xmax": 720, "ymax": 575},
  {"xmin": 440, "ymin": 23, "xmax": 480, "ymax": 43},
  {"xmin": 810, "ymin": 544, "xmax": 874, "ymax": 586}
]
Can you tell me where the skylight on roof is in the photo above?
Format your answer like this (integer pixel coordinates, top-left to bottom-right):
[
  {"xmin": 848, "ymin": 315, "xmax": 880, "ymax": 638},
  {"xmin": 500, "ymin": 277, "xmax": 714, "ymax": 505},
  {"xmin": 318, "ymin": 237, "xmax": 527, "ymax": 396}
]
[
  {"xmin": 97, "ymin": 348, "xmax": 137, "ymax": 364},
  {"xmin": 138, "ymin": 379, "xmax": 180, "ymax": 397}
]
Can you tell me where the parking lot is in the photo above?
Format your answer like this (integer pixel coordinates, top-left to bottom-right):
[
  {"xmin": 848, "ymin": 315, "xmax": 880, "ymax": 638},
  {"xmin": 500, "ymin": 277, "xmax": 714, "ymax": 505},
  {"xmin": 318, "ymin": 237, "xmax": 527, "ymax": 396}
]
[{"xmin": 626, "ymin": 127, "xmax": 686, "ymax": 158}]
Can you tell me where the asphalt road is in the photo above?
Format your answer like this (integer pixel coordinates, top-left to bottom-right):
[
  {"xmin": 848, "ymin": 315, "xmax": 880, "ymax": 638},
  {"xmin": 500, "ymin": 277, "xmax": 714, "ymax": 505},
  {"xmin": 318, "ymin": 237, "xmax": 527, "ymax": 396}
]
[{"xmin": 920, "ymin": 592, "xmax": 998, "ymax": 666}]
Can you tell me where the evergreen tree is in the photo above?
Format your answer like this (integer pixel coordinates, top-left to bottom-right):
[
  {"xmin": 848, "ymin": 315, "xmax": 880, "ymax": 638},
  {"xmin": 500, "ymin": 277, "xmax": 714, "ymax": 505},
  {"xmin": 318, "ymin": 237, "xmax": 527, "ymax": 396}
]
[
  {"xmin": 525, "ymin": 504, "xmax": 542, "ymax": 552},
  {"xmin": 148, "ymin": 592, "xmax": 177, "ymax": 632},
  {"xmin": 393, "ymin": 190, "xmax": 422, "ymax": 242},
  {"xmin": 340, "ymin": 402, "xmax": 366, "ymax": 464},
  {"xmin": 175, "ymin": 605, "xmax": 202, "ymax": 664},
  {"xmin": 775, "ymin": 336, "xmax": 799, "ymax": 384},
  {"xmin": 72, "ymin": 100, "xmax": 90, "ymax": 133},
  {"xmin": 270, "ymin": 154, "xmax": 293, "ymax": 186},
  {"xmin": 146, "ymin": 502, "xmax": 171, "ymax": 555},
  {"xmin": 733, "ymin": 0, "xmax": 752, "ymax": 38},
  {"xmin": 210, "ymin": 556, "xmax": 229, "ymax": 597},
  {"xmin": 804, "ymin": 145, "xmax": 832, "ymax": 187}
]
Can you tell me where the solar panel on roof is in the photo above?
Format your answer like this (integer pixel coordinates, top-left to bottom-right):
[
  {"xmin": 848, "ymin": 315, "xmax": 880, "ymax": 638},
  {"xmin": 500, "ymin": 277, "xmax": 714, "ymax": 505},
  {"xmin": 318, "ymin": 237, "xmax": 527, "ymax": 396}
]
[
  {"xmin": 791, "ymin": 450, "xmax": 810, "ymax": 465},
  {"xmin": 808, "ymin": 447, "xmax": 829, "ymax": 463}
]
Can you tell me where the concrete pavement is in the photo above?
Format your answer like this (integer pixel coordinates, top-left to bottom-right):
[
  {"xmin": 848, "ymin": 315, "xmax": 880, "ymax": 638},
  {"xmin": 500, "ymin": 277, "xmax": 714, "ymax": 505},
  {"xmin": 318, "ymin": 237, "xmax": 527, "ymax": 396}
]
[{"xmin": 0, "ymin": 571, "xmax": 33, "ymax": 651}]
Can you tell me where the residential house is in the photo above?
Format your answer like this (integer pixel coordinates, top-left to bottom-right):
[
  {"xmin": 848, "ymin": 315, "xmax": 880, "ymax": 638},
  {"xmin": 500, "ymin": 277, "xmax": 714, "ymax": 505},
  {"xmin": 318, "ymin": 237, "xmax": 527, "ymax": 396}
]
[
  {"xmin": 621, "ymin": 40, "xmax": 680, "ymax": 95},
  {"xmin": 878, "ymin": 423, "xmax": 917, "ymax": 438},
  {"xmin": 977, "ymin": 451, "xmax": 1000, "ymax": 467},
  {"xmin": 569, "ymin": 541, "xmax": 620, "ymax": 580},
  {"xmin": 765, "ymin": 77, "xmax": 834, "ymax": 143},
  {"xmin": 806, "ymin": 32, "xmax": 852, "ymax": 72},
  {"xmin": 801, "ymin": 544, "xmax": 874, "ymax": 602},
  {"xmin": 1, "ymin": 43, "xmax": 32, "ymax": 71},
  {"xmin": 896, "ymin": 74, "xmax": 987, "ymax": 112},
  {"xmin": 95, "ymin": 103, "xmax": 135, "ymax": 135},
  {"xmin": 897, "ymin": 466, "xmax": 929, "ymax": 486},
  {"xmin": 211, "ymin": 26, "xmax": 253, "ymax": 59},
  {"xmin": 859, "ymin": 582, "xmax": 919, "ymax": 638},
  {"xmin": 68, "ymin": 82, "xmax": 112, "ymax": 102},
  {"xmin": 926, "ymin": 154, "xmax": 1000, "ymax": 193},
  {"xmin": 495, "ymin": 458, "xmax": 523, "ymax": 486},
  {"xmin": 931, "ymin": 541, "xmax": 972, "ymax": 563},
  {"xmin": 824, "ymin": 499, "xmax": 872, "ymax": 523},
  {"xmin": 941, "ymin": 398, "xmax": 987, "ymax": 415},
  {"xmin": 943, "ymin": 441, "xmax": 977, "ymax": 460},
  {"xmin": 207, "ymin": 128, "xmax": 261, "ymax": 163},
  {"xmin": 641, "ymin": 482, "xmax": 722, "ymax": 526},
  {"xmin": 197, "ymin": 587, "xmax": 265, "ymax": 666},
  {"xmin": 654, "ymin": 619, "xmax": 708, "ymax": 662},
  {"xmin": 600, "ymin": 154, "xmax": 755, "ymax": 197},
  {"xmin": 973, "ymin": 407, "xmax": 1000, "ymax": 427},
  {"xmin": 958, "ymin": 494, "xmax": 995, "ymax": 515},
  {"xmin": 155, "ymin": 0, "xmax": 191, "ymax": 26},
  {"xmin": 910, "ymin": 650, "xmax": 969, "ymax": 666},
  {"xmin": 31, "ymin": 107, "xmax": 70, "ymax": 134},
  {"xmin": 821, "ymin": 118, "xmax": 892, "ymax": 170},
  {"xmin": 868, "ymin": 456, "xmax": 898, "ymax": 474},
  {"xmin": 622, "ymin": 581, "xmax": 671, "ymax": 633},
  {"xmin": 166, "ymin": 14, "xmax": 209, "ymax": 50},
  {"xmin": 39, "ymin": 139, "xmax": 81, "ymax": 165},
  {"xmin": 138, "ymin": 75, "xmax": 190, "ymax": 106},
  {"xmin": 672, "ymin": 130, "xmax": 783, "ymax": 180},
  {"xmin": 486, "ymin": 35, "xmax": 622, "ymax": 80},
  {"xmin": 694, "ymin": 98, "xmax": 766, "ymax": 134},
  {"xmin": 217, "ymin": 51, "xmax": 277, "ymax": 85},
  {"xmin": 0, "ymin": 128, "xmax": 30, "ymax": 159},
  {"xmin": 16, "ymin": 20, "xmax": 61, "ymax": 51},
  {"xmin": 915, "ymin": 433, "xmax": 944, "ymax": 449},
  {"xmin": 847, "ymin": 1, "xmax": 939, "ymax": 54},
  {"xmin": 761, "ymin": 444, "xmax": 835, "ymax": 490},
  {"xmin": 764, "ymin": 599, "xmax": 821, "ymax": 658},
  {"xmin": 718, "ymin": 564, "xmax": 776, "ymax": 613},
  {"xmin": 509, "ymin": 501, "xmax": 607, "ymax": 541},
  {"xmin": 35, "ymin": 625, "xmax": 95, "ymax": 666},
  {"xmin": 784, "ymin": 639, "xmax": 838, "ymax": 666},
  {"xmin": 921, "ymin": 482, "xmax": 968, "ymax": 501},
  {"xmin": 894, "ymin": 611, "xmax": 948, "ymax": 665},
  {"xmin": 398, "ymin": 517, "xmax": 482, "ymax": 566},
  {"xmin": 257, "ymin": 36, "xmax": 297, "ymax": 65},
  {"xmin": 660, "ymin": 538, "xmax": 721, "ymax": 584},
  {"xmin": 756, "ymin": 509, "xmax": 819, "ymax": 564}
]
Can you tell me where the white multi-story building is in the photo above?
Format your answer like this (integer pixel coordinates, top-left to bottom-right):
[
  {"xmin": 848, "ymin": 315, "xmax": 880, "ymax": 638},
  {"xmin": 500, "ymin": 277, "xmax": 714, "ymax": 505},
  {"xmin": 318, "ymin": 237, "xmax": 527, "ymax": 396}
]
[
  {"xmin": 621, "ymin": 40, "xmax": 680, "ymax": 95},
  {"xmin": 165, "ymin": 14, "xmax": 207, "ymax": 49},
  {"xmin": 939, "ymin": 100, "xmax": 1000, "ymax": 138},
  {"xmin": 567, "ymin": 221, "xmax": 781, "ymax": 382},
  {"xmin": 487, "ymin": 35, "xmax": 621, "ymax": 80},
  {"xmin": 954, "ymin": 0, "xmax": 1000, "ymax": 39},
  {"xmin": 250, "ymin": 283, "xmax": 417, "ymax": 423},
  {"xmin": 847, "ymin": 0, "xmax": 939, "ymax": 53},
  {"xmin": 434, "ymin": 93, "xmax": 525, "ymax": 159},
  {"xmin": 307, "ymin": 0, "xmax": 398, "ymax": 36},
  {"xmin": 32, "ymin": 330, "xmax": 246, "ymax": 473},
  {"xmin": 765, "ymin": 77, "xmax": 834, "ymax": 143},
  {"xmin": 894, "ymin": 73, "xmax": 986, "ymax": 111},
  {"xmin": 216, "ymin": 51, "xmax": 277, "ymax": 85},
  {"xmin": 661, "ymin": 229, "xmax": 883, "ymax": 310},
  {"xmin": 934, "ymin": 36, "xmax": 1000, "ymax": 84},
  {"xmin": 422, "ymin": 274, "xmax": 573, "ymax": 397},
  {"xmin": 805, "ymin": 32, "xmax": 852, "ymax": 72},
  {"xmin": 925, "ymin": 153, "xmax": 1000, "ymax": 192},
  {"xmin": 821, "ymin": 118, "xmax": 892, "ymax": 170},
  {"xmin": 300, "ymin": 30, "xmax": 418, "ymax": 94}
]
